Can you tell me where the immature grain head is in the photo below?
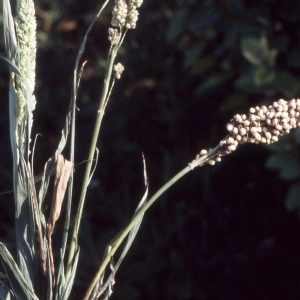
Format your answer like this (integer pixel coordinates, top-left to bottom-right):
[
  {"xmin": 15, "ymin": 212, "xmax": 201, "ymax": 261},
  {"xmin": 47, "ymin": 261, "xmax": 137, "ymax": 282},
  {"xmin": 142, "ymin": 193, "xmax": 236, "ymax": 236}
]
[{"xmin": 14, "ymin": 0, "xmax": 37, "ymax": 123}]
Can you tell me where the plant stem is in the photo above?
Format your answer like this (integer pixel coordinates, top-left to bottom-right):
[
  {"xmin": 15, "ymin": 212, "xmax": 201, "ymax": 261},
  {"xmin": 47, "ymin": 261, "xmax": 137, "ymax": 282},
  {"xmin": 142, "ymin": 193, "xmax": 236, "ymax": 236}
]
[
  {"xmin": 66, "ymin": 45, "xmax": 118, "ymax": 280},
  {"xmin": 83, "ymin": 165, "xmax": 192, "ymax": 299},
  {"xmin": 83, "ymin": 141, "xmax": 224, "ymax": 299}
]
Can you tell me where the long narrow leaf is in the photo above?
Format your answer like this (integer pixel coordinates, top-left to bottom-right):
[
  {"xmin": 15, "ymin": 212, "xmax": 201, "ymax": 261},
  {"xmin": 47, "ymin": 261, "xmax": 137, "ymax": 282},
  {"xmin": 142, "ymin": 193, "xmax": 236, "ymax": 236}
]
[
  {"xmin": 0, "ymin": 55, "xmax": 36, "ymax": 289},
  {"xmin": 58, "ymin": 247, "xmax": 80, "ymax": 300},
  {"xmin": 0, "ymin": 279, "xmax": 14, "ymax": 300},
  {"xmin": 91, "ymin": 155, "xmax": 149, "ymax": 299},
  {"xmin": 3, "ymin": 0, "xmax": 18, "ymax": 63},
  {"xmin": 0, "ymin": 243, "xmax": 39, "ymax": 300},
  {"xmin": 57, "ymin": 1, "xmax": 110, "ymax": 294}
]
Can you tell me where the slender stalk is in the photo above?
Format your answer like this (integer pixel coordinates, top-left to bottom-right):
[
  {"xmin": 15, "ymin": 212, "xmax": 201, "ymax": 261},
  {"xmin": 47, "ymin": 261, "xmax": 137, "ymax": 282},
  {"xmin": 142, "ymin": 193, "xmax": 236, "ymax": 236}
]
[
  {"xmin": 83, "ymin": 141, "xmax": 223, "ymax": 299},
  {"xmin": 83, "ymin": 165, "xmax": 191, "ymax": 299},
  {"xmin": 66, "ymin": 45, "xmax": 118, "ymax": 279}
]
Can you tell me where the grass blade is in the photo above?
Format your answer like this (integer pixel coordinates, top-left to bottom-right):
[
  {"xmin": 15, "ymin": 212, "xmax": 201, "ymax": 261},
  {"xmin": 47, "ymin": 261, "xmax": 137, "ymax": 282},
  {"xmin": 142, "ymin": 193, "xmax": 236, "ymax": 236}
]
[
  {"xmin": 0, "ymin": 243, "xmax": 39, "ymax": 300},
  {"xmin": 87, "ymin": 155, "xmax": 149, "ymax": 299},
  {"xmin": 0, "ymin": 279, "xmax": 14, "ymax": 300}
]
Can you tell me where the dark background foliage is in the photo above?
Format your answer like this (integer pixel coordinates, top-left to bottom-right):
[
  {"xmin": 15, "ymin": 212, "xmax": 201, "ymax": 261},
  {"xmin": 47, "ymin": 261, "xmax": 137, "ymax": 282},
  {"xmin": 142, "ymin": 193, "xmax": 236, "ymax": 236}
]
[{"xmin": 1, "ymin": 0, "xmax": 300, "ymax": 299}]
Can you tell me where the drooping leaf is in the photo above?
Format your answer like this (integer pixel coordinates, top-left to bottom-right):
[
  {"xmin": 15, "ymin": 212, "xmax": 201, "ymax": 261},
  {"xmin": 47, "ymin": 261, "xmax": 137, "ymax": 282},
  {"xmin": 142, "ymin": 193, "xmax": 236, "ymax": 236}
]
[
  {"xmin": 47, "ymin": 154, "xmax": 73, "ymax": 285},
  {"xmin": 47, "ymin": 155, "xmax": 73, "ymax": 238}
]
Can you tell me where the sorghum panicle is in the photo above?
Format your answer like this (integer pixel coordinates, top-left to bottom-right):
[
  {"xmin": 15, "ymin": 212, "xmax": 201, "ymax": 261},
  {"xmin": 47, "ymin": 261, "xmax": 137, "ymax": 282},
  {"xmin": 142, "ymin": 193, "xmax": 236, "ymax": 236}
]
[
  {"xmin": 111, "ymin": 0, "xmax": 128, "ymax": 28},
  {"xmin": 110, "ymin": 0, "xmax": 143, "ymax": 30},
  {"xmin": 198, "ymin": 99, "xmax": 300, "ymax": 165},
  {"xmin": 14, "ymin": 0, "xmax": 37, "ymax": 123}
]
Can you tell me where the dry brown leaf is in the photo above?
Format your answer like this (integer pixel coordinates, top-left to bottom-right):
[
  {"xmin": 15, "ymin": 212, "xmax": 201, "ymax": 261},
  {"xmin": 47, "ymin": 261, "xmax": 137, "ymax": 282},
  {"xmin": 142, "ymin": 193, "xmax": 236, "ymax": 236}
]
[
  {"xmin": 46, "ymin": 154, "xmax": 73, "ymax": 287},
  {"xmin": 47, "ymin": 154, "xmax": 73, "ymax": 237}
]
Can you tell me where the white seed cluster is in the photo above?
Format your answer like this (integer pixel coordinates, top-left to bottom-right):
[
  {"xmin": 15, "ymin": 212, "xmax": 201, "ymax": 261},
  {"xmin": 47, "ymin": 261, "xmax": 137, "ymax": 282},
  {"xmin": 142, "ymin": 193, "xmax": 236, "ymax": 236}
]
[
  {"xmin": 197, "ymin": 99, "xmax": 300, "ymax": 166},
  {"xmin": 108, "ymin": 28, "xmax": 121, "ymax": 45},
  {"xmin": 126, "ymin": 0, "xmax": 140, "ymax": 29},
  {"xmin": 14, "ymin": 0, "xmax": 37, "ymax": 123},
  {"xmin": 111, "ymin": 0, "xmax": 143, "ymax": 29},
  {"xmin": 112, "ymin": 0, "xmax": 128, "ymax": 27},
  {"xmin": 114, "ymin": 63, "xmax": 125, "ymax": 79}
]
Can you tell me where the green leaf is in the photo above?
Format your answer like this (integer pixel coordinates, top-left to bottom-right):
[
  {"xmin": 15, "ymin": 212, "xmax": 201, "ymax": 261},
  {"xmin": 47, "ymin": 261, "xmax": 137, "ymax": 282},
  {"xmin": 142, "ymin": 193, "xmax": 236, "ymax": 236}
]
[
  {"xmin": 57, "ymin": 247, "xmax": 80, "ymax": 300},
  {"xmin": 241, "ymin": 37, "xmax": 266, "ymax": 65},
  {"xmin": 93, "ymin": 155, "xmax": 149, "ymax": 299},
  {"xmin": 240, "ymin": 36, "xmax": 278, "ymax": 67},
  {"xmin": 266, "ymin": 153, "xmax": 300, "ymax": 180},
  {"xmin": 254, "ymin": 66, "xmax": 276, "ymax": 86},
  {"xmin": 285, "ymin": 183, "xmax": 300, "ymax": 211},
  {"xmin": 0, "ymin": 243, "xmax": 39, "ymax": 300},
  {"xmin": 0, "ymin": 279, "xmax": 13, "ymax": 300}
]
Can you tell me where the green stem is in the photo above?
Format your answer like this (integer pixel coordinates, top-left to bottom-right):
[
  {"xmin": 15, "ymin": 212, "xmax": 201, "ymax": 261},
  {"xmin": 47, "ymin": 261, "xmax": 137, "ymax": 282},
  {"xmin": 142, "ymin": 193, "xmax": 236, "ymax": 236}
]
[
  {"xmin": 66, "ymin": 46, "xmax": 118, "ymax": 279},
  {"xmin": 83, "ymin": 165, "xmax": 192, "ymax": 300},
  {"xmin": 83, "ymin": 141, "xmax": 224, "ymax": 299}
]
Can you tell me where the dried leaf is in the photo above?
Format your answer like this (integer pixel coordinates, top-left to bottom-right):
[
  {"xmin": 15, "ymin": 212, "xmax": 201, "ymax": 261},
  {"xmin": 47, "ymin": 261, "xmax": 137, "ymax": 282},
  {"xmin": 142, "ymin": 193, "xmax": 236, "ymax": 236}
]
[
  {"xmin": 46, "ymin": 154, "xmax": 73, "ymax": 287},
  {"xmin": 47, "ymin": 154, "xmax": 73, "ymax": 237}
]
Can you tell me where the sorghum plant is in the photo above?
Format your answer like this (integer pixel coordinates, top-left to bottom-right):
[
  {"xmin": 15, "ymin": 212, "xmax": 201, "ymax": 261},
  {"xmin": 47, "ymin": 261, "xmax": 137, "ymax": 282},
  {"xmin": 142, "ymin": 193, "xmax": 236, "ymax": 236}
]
[{"xmin": 0, "ymin": 0, "xmax": 299, "ymax": 299}]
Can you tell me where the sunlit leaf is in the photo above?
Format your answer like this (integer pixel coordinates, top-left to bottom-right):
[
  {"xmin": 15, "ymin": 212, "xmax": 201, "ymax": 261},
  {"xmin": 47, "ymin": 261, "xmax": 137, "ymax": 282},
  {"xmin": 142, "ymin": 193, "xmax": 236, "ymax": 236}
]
[{"xmin": 241, "ymin": 37, "xmax": 266, "ymax": 65}]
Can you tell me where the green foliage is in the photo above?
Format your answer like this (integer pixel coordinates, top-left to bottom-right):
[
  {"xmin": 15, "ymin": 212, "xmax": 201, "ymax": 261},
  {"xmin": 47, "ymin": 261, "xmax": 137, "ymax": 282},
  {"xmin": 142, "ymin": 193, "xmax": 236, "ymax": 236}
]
[
  {"xmin": 0, "ymin": 243, "xmax": 38, "ymax": 300},
  {"xmin": 167, "ymin": 0, "xmax": 300, "ymax": 214}
]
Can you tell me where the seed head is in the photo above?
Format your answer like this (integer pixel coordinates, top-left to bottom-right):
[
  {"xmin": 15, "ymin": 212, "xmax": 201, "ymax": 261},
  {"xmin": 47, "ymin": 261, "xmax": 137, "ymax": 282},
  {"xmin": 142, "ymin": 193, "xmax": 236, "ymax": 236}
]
[
  {"xmin": 15, "ymin": 0, "xmax": 37, "ymax": 123},
  {"xmin": 114, "ymin": 63, "xmax": 125, "ymax": 79},
  {"xmin": 196, "ymin": 99, "xmax": 300, "ymax": 167}
]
